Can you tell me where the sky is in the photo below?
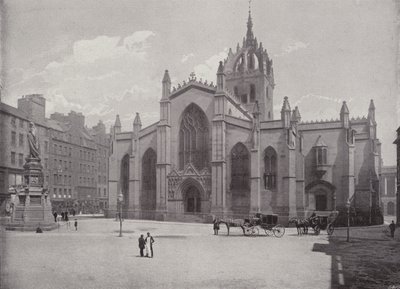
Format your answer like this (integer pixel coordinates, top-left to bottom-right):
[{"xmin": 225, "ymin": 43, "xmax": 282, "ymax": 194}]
[{"xmin": 1, "ymin": 0, "xmax": 399, "ymax": 165}]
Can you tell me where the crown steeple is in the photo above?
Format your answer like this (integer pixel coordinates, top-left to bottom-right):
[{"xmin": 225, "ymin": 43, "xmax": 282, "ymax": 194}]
[
  {"xmin": 245, "ymin": 1, "xmax": 256, "ymax": 48},
  {"xmin": 246, "ymin": 2, "xmax": 254, "ymax": 47}
]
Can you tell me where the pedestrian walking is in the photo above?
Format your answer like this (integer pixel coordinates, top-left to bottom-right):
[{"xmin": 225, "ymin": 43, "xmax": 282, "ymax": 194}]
[
  {"xmin": 213, "ymin": 219, "xmax": 220, "ymax": 235},
  {"xmin": 53, "ymin": 211, "xmax": 58, "ymax": 223},
  {"xmin": 61, "ymin": 211, "xmax": 65, "ymax": 221},
  {"xmin": 389, "ymin": 220, "xmax": 396, "ymax": 238},
  {"xmin": 145, "ymin": 232, "xmax": 155, "ymax": 258},
  {"xmin": 138, "ymin": 234, "xmax": 145, "ymax": 257},
  {"xmin": 74, "ymin": 219, "xmax": 78, "ymax": 231}
]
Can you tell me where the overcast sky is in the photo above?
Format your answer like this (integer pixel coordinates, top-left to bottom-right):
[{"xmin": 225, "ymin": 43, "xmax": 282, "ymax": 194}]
[{"xmin": 1, "ymin": 0, "xmax": 399, "ymax": 165}]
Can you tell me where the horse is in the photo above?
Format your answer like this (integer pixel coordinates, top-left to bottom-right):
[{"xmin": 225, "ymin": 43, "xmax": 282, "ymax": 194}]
[
  {"xmin": 218, "ymin": 218, "xmax": 246, "ymax": 235},
  {"xmin": 289, "ymin": 217, "xmax": 308, "ymax": 235}
]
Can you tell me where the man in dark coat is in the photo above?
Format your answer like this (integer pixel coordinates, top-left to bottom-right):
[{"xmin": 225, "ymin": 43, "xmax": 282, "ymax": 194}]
[
  {"xmin": 138, "ymin": 234, "xmax": 145, "ymax": 257},
  {"xmin": 53, "ymin": 211, "xmax": 58, "ymax": 223},
  {"xmin": 389, "ymin": 220, "xmax": 396, "ymax": 238}
]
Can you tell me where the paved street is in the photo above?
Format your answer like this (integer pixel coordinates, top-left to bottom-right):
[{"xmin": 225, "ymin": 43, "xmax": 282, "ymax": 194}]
[{"xmin": 1, "ymin": 218, "xmax": 398, "ymax": 289}]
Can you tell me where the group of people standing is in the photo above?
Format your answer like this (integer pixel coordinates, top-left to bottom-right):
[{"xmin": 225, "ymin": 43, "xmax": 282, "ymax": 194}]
[
  {"xmin": 138, "ymin": 232, "xmax": 155, "ymax": 258},
  {"xmin": 53, "ymin": 211, "xmax": 78, "ymax": 231}
]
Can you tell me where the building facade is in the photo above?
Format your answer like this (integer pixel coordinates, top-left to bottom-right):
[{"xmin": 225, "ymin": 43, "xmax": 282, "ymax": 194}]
[
  {"xmin": 0, "ymin": 94, "xmax": 110, "ymax": 215},
  {"xmin": 394, "ymin": 127, "xmax": 400, "ymax": 225},
  {"xmin": 108, "ymin": 12, "xmax": 382, "ymax": 224},
  {"xmin": 380, "ymin": 166, "xmax": 397, "ymax": 216}
]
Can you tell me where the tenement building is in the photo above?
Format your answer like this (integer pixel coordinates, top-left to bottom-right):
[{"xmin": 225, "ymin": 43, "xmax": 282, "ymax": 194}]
[
  {"xmin": 108, "ymin": 12, "xmax": 382, "ymax": 224},
  {"xmin": 394, "ymin": 127, "xmax": 400, "ymax": 225},
  {"xmin": 380, "ymin": 166, "xmax": 397, "ymax": 216},
  {"xmin": 0, "ymin": 94, "xmax": 110, "ymax": 215}
]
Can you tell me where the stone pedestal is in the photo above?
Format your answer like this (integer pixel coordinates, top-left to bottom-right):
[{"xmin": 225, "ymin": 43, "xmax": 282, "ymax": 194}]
[{"xmin": 6, "ymin": 158, "xmax": 57, "ymax": 231}]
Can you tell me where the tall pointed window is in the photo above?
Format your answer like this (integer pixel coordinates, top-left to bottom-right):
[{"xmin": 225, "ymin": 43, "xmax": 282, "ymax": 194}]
[
  {"xmin": 263, "ymin": 146, "xmax": 277, "ymax": 189},
  {"xmin": 141, "ymin": 148, "xmax": 157, "ymax": 211},
  {"xmin": 250, "ymin": 84, "xmax": 256, "ymax": 103},
  {"xmin": 179, "ymin": 104, "xmax": 209, "ymax": 170},
  {"xmin": 121, "ymin": 154, "xmax": 130, "ymax": 205},
  {"xmin": 230, "ymin": 143, "xmax": 249, "ymax": 190}
]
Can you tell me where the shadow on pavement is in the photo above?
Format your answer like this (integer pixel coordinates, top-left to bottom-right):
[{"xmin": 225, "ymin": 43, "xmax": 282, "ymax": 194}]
[{"xmin": 312, "ymin": 235, "xmax": 400, "ymax": 289}]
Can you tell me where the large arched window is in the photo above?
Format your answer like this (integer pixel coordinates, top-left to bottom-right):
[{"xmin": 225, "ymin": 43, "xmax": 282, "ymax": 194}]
[
  {"xmin": 230, "ymin": 143, "xmax": 249, "ymax": 190},
  {"xmin": 263, "ymin": 146, "xmax": 277, "ymax": 190},
  {"xmin": 141, "ymin": 148, "xmax": 157, "ymax": 211},
  {"xmin": 179, "ymin": 104, "xmax": 209, "ymax": 170},
  {"xmin": 120, "ymin": 154, "xmax": 130, "ymax": 205}
]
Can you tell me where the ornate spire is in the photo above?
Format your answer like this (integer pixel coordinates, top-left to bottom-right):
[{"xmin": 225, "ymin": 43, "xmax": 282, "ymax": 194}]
[
  {"xmin": 114, "ymin": 114, "xmax": 121, "ymax": 127},
  {"xmin": 340, "ymin": 101, "xmax": 349, "ymax": 114},
  {"xmin": 133, "ymin": 112, "xmax": 142, "ymax": 126},
  {"xmin": 281, "ymin": 96, "xmax": 291, "ymax": 112},
  {"xmin": 246, "ymin": 0, "xmax": 254, "ymax": 47}
]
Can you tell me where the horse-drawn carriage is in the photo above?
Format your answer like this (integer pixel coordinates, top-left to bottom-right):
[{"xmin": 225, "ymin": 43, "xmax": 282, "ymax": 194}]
[
  {"xmin": 218, "ymin": 213, "xmax": 285, "ymax": 238},
  {"xmin": 289, "ymin": 211, "xmax": 338, "ymax": 235}
]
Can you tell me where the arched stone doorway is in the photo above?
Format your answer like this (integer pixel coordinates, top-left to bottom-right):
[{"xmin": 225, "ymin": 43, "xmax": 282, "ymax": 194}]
[
  {"xmin": 305, "ymin": 181, "xmax": 336, "ymax": 212},
  {"xmin": 177, "ymin": 177, "xmax": 209, "ymax": 215},
  {"xmin": 141, "ymin": 148, "xmax": 157, "ymax": 216},
  {"xmin": 184, "ymin": 186, "xmax": 201, "ymax": 213}
]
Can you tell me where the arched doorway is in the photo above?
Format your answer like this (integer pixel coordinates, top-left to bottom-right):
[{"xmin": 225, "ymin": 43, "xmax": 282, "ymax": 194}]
[
  {"xmin": 141, "ymin": 148, "xmax": 157, "ymax": 215},
  {"xmin": 120, "ymin": 154, "xmax": 130, "ymax": 210},
  {"xmin": 305, "ymin": 181, "xmax": 336, "ymax": 212},
  {"xmin": 387, "ymin": 202, "xmax": 395, "ymax": 215},
  {"xmin": 184, "ymin": 185, "xmax": 201, "ymax": 213}
]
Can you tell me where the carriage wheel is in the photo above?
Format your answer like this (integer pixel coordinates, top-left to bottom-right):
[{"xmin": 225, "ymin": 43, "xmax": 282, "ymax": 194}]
[
  {"xmin": 314, "ymin": 225, "xmax": 321, "ymax": 235},
  {"xmin": 327, "ymin": 224, "xmax": 334, "ymax": 235},
  {"xmin": 272, "ymin": 225, "xmax": 285, "ymax": 238}
]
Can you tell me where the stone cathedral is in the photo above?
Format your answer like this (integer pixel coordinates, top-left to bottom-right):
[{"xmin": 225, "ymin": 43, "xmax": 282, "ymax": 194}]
[{"xmin": 107, "ymin": 11, "xmax": 382, "ymax": 224}]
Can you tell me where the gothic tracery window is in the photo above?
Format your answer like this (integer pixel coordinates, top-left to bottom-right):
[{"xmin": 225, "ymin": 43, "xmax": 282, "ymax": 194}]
[
  {"xmin": 263, "ymin": 146, "xmax": 277, "ymax": 190},
  {"xmin": 141, "ymin": 148, "xmax": 157, "ymax": 210},
  {"xmin": 179, "ymin": 104, "xmax": 209, "ymax": 170},
  {"xmin": 230, "ymin": 143, "xmax": 249, "ymax": 190}
]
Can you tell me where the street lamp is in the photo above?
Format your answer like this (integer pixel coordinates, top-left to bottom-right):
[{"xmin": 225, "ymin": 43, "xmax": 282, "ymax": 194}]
[
  {"xmin": 118, "ymin": 193, "xmax": 123, "ymax": 237},
  {"xmin": 346, "ymin": 199, "xmax": 351, "ymax": 242}
]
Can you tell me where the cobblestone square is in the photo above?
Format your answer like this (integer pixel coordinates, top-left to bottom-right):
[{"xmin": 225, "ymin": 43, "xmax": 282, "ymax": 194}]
[{"xmin": 1, "ymin": 218, "xmax": 334, "ymax": 289}]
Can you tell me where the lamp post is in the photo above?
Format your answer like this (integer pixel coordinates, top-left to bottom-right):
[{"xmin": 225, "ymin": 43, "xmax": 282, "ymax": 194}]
[
  {"xmin": 118, "ymin": 193, "xmax": 123, "ymax": 237},
  {"xmin": 346, "ymin": 199, "xmax": 351, "ymax": 242}
]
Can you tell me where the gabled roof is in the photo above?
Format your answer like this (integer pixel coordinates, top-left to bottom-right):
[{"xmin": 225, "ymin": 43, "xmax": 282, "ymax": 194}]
[{"xmin": 170, "ymin": 81, "xmax": 216, "ymax": 100}]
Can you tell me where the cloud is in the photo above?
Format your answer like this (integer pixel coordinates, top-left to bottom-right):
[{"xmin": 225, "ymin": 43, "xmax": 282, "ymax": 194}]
[
  {"xmin": 274, "ymin": 41, "xmax": 309, "ymax": 57},
  {"xmin": 181, "ymin": 53, "xmax": 194, "ymax": 63},
  {"xmin": 46, "ymin": 31, "xmax": 155, "ymax": 70},
  {"xmin": 193, "ymin": 49, "xmax": 228, "ymax": 81}
]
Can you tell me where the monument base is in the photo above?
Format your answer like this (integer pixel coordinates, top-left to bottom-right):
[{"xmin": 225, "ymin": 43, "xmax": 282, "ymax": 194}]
[{"xmin": 6, "ymin": 157, "xmax": 57, "ymax": 231}]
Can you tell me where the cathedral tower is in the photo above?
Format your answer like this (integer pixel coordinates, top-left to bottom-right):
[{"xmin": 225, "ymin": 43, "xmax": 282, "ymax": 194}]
[{"xmin": 223, "ymin": 8, "xmax": 275, "ymax": 121}]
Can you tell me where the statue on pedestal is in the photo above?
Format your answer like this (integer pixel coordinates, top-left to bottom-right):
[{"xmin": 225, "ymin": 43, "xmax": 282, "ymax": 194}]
[{"xmin": 28, "ymin": 122, "xmax": 41, "ymax": 160}]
